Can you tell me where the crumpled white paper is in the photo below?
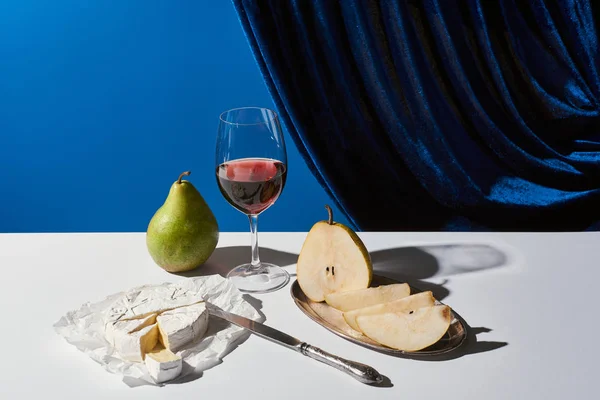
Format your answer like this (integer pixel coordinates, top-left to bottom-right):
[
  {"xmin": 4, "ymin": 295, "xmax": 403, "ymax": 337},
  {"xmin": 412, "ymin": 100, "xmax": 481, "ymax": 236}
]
[{"xmin": 53, "ymin": 274, "xmax": 262, "ymax": 386}]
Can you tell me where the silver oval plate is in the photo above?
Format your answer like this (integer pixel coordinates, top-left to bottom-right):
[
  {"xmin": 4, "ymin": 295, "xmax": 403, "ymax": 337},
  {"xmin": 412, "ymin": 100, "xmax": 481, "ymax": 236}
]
[{"xmin": 290, "ymin": 275, "xmax": 467, "ymax": 357}]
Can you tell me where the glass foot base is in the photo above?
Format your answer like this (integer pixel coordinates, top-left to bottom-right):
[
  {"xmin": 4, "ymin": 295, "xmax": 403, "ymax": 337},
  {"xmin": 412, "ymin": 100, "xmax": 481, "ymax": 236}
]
[{"xmin": 226, "ymin": 262, "xmax": 290, "ymax": 294}]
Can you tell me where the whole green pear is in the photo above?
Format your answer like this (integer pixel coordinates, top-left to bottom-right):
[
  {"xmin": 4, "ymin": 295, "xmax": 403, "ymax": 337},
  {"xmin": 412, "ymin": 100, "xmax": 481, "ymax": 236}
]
[{"xmin": 146, "ymin": 171, "xmax": 219, "ymax": 272}]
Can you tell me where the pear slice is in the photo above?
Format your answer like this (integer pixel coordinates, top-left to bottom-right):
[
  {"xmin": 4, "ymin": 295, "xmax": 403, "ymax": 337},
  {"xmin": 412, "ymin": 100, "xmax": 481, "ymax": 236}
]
[
  {"xmin": 356, "ymin": 305, "xmax": 452, "ymax": 351},
  {"xmin": 343, "ymin": 291, "xmax": 435, "ymax": 331},
  {"xmin": 325, "ymin": 283, "xmax": 410, "ymax": 312},
  {"xmin": 297, "ymin": 206, "xmax": 372, "ymax": 302}
]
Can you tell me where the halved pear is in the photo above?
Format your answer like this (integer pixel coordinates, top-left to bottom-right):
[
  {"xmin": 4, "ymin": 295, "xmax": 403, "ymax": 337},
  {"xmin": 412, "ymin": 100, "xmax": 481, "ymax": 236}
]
[
  {"xmin": 343, "ymin": 291, "xmax": 435, "ymax": 331},
  {"xmin": 325, "ymin": 283, "xmax": 410, "ymax": 312},
  {"xmin": 356, "ymin": 305, "xmax": 452, "ymax": 351},
  {"xmin": 297, "ymin": 206, "xmax": 372, "ymax": 302}
]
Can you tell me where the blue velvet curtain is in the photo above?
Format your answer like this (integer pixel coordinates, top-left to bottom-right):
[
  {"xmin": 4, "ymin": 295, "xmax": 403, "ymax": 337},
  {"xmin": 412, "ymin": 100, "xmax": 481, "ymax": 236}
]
[{"xmin": 232, "ymin": 0, "xmax": 600, "ymax": 231}]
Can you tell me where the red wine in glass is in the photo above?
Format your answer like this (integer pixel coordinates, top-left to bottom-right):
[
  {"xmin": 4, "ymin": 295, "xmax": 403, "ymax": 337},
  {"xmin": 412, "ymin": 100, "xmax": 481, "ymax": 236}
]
[
  {"xmin": 216, "ymin": 106, "xmax": 289, "ymax": 293},
  {"xmin": 216, "ymin": 158, "xmax": 286, "ymax": 215}
]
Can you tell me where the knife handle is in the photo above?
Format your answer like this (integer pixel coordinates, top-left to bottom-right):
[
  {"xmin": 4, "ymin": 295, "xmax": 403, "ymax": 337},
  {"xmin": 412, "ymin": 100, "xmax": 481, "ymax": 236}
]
[{"xmin": 299, "ymin": 343, "xmax": 383, "ymax": 385}]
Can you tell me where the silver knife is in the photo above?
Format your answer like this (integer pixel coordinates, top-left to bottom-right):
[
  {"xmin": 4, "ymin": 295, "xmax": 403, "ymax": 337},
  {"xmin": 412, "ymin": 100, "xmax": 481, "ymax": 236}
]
[{"xmin": 206, "ymin": 303, "xmax": 383, "ymax": 385}]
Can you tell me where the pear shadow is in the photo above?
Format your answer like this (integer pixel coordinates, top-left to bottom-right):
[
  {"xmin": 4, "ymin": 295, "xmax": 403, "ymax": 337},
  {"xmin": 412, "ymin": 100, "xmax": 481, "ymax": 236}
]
[
  {"xmin": 370, "ymin": 247, "xmax": 451, "ymax": 300},
  {"xmin": 370, "ymin": 243, "xmax": 509, "ymax": 301},
  {"xmin": 371, "ymin": 247, "xmax": 440, "ymax": 280},
  {"xmin": 123, "ymin": 295, "xmax": 264, "ymax": 388},
  {"xmin": 419, "ymin": 244, "xmax": 508, "ymax": 276},
  {"xmin": 370, "ymin": 243, "xmax": 507, "ymax": 281},
  {"xmin": 174, "ymin": 246, "xmax": 298, "ymax": 278}
]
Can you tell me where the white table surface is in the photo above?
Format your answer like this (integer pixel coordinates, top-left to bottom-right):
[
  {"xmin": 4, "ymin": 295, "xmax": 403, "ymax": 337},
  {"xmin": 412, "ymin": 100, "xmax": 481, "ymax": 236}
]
[{"xmin": 0, "ymin": 232, "xmax": 597, "ymax": 399}]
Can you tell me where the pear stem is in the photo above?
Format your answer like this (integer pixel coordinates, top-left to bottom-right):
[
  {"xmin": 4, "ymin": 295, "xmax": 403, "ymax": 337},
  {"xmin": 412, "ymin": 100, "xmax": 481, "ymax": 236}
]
[
  {"xmin": 177, "ymin": 171, "xmax": 191, "ymax": 184},
  {"xmin": 325, "ymin": 205, "xmax": 333, "ymax": 225}
]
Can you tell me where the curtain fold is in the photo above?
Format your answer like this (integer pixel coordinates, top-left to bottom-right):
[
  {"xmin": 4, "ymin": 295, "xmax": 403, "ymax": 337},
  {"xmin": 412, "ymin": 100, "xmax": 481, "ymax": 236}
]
[{"xmin": 233, "ymin": 0, "xmax": 600, "ymax": 231}]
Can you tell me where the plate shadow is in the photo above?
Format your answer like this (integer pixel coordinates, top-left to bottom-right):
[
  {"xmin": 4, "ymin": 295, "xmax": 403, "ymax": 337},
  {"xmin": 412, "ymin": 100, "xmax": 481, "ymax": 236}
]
[{"xmin": 399, "ymin": 317, "xmax": 508, "ymax": 361}]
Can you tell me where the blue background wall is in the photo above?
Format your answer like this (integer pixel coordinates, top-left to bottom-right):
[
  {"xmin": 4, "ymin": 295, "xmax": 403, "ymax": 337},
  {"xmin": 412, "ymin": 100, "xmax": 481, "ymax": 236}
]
[{"xmin": 0, "ymin": 0, "xmax": 350, "ymax": 233}]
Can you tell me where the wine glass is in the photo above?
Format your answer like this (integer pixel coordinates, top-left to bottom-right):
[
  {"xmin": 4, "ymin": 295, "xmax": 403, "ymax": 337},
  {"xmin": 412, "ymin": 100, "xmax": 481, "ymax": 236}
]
[{"xmin": 215, "ymin": 107, "xmax": 290, "ymax": 293}]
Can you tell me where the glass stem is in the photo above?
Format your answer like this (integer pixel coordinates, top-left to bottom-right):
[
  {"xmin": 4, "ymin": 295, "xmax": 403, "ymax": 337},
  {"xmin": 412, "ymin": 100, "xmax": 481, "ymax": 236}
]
[{"xmin": 249, "ymin": 214, "xmax": 261, "ymax": 269}]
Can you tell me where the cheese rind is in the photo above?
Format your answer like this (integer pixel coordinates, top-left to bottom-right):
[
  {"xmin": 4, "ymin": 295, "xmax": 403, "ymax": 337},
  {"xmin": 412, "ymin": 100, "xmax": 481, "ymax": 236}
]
[
  {"xmin": 114, "ymin": 323, "xmax": 159, "ymax": 362},
  {"xmin": 105, "ymin": 283, "xmax": 203, "ymax": 324},
  {"xmin": 144, "ymin": 345, "xmax": 183, "ymax": 383},
  {"xmin": 157, "ymin": 302, "xmax": 209, "ymax": 352},
  {"xmin": 105, "ymin": 313, "xmax": 157, "ymax": 346}
]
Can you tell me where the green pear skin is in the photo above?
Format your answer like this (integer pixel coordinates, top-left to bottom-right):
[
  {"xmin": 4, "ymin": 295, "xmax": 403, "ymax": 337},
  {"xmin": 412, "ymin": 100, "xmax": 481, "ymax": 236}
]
[{"xmin": 146, "ymin": 171, "xmax": 219, "ymax": 272}]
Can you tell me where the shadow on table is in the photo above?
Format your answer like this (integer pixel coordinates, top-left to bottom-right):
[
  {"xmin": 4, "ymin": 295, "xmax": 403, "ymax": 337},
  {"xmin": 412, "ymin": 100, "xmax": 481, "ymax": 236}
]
[
  {"xmin": 122, "ymin": 293, "xmax": 265, "ymax": 388},
  {"xmin": 371, "ymin": 243, "xmax": 509, "ymax": 301},
  {"xmin": 371, "ymin": 243, "xmax": 508, "ymax": 280},
  {"xmin": 362, "ymin": 317, "xmax": 508, "ymax": 363},
  {"xmin": 397, "ymin": 320, "xmax": 508, "ymax": 362},
  {"xmin": 175, "ymin": 246, "xmax": 298, "ymax": 279},
  {"xmin": 164, "ymin": 242, "xmax": 509, "ymax": 380},
  {"xmin": 177, "ymin": 242, "xmax": 508, "ymax": 283},
  {"xmin": 175, "ymin": 243, "xmax": 511, "ymax": 303},
  {"xmin": 369, "ymin": 244, "xmax": 509, "ymax": 362}
]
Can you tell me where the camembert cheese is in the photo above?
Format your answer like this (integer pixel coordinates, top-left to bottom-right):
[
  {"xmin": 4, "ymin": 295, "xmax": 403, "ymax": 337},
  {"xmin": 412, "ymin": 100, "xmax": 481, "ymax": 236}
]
[
  {"xmin": 114, "ymin": 323, "xmax": 159, "ymax": 362},
  {"xmin": 104, "ymin": 295, "xmax": 210, "ymax": 383},
  {"xmin": 105, "ymin": 313, "xmax": 157, "ymax": 346},
  {"xmin": 156, "ymin": 302, "xmax": 209, "ymax": 352}
]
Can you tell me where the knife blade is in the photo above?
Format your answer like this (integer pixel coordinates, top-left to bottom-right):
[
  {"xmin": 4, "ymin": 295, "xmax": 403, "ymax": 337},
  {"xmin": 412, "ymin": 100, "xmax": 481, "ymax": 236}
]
[{"xmin": 206, "ymin": 303, "xmax": 383, "ymax": 385}]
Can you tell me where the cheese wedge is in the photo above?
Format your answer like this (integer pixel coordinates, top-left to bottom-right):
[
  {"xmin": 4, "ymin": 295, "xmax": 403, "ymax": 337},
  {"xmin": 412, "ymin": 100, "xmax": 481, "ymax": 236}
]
[
  {"xmin": 343, "ymin": 291, "xmax": 435, "ymax": 331},
  {"xmin": 105, "ymin": 313, "xmax": 157, "ymax": 346},
  {"xmin": 114, "ymin": 323, "xmax": 159, "ymax": 362},
  {"xmin": 156, "ymin": 302, "xmax": 209, "ymax": 352},
  {"xmin": 145, "ymin": 344, "xmax": 183, "ymax": 383}
]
